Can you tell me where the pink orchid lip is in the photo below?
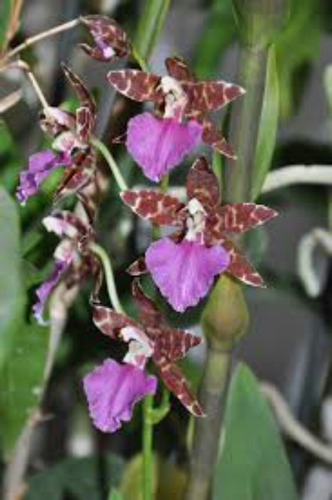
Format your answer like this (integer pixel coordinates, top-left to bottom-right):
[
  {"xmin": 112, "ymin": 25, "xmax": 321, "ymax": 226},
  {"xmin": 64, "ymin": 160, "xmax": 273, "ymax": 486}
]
[
  {"xmin": 126, "ymin": 112, "xmax": 203, "ymax": 182},
  {"xmin": 145, "ymin": 237, "xmax": 231, "ymax": 312},
  {"xmin": 83, "ymin": 359, "xmax": 157, "ymax": 433}
]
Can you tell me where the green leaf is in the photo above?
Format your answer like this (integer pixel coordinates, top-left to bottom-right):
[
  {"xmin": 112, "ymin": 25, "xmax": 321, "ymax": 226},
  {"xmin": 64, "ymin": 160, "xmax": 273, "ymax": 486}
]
[
  {"xmin": 194, "ymin": 0, "xmax": 236, "ymax": 78},
  {"xmin": 26, "ymin": 454, "xmax": 124, "ymax": 500},
  {"xmin": 0, "ymin": 187, "xmax": 25, "ymax": 369},
  {"xmin": 135, "ymin": 0, "xmax": 170, "ymax": 59},
  {"xmin": 213, "ymin": 363, "xmax": 298, "ymax": 500},
  {"xmin": 109, "ymin": 489, "xmax": 123, "ymax": 500},
  {"xmin": 0, "ymin": 120, "xmax": 22, "ymax": 192},
  {"xmin": 275, "ymin": 0, "xmax": 319, "ymax": 117},
  {"xmin": 252, "ymin": 45, "xmax": 279, "ymax": 200},
  {"xmin": 0, "ymin": 0, "xmax": 11, "ymax": 52},
  {"xmin": 0, "ymin": 321, "xmax": 49, "ymax": 456}
]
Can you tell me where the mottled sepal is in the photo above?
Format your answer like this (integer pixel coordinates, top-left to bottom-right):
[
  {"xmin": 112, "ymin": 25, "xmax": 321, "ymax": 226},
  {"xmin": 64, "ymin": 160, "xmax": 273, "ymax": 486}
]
[
  {"xmin": 121, "ymin": 189, "xmax": 185, "ymax": 226},
  {"xmin": 80, "ymin": 15, "xmax": 130, "ymax": 62}
]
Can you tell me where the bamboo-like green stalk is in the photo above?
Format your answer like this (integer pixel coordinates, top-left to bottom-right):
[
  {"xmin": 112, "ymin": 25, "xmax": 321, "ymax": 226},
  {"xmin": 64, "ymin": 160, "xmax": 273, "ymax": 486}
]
[
  {"xmin": 224, "ymin": 46, "xmax": 267, "ymax": 202},
  {"xmin": 185, "ymin": 2, "xmax": 286, "ymax": 499},
  {"xmin": 185, "ymin": 349, "xmax": 232, "ymax": 499}
]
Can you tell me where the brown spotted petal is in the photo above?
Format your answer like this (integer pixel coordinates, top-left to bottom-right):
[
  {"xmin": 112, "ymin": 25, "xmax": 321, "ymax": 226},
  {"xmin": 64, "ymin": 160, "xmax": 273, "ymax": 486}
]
[
  {"xmin": 220, "ymin": 238, "xmax": 265, "ymax": 288},
  {"xmin": 155, "ymin": 361, "xmax": 204, "ymax": 417},
  {"xmin": 93, "ymin": 304, "xmax": 137, "ymax": 338},
  {"xmin": 121, "ymin": 189, "xmax": 186, "ymax": 226},
  {"xmin": 186, "ymin": 156, "xmax": 219, "ymax": 209},
  {"xmin": 62, "ymin": 64, "xmax": 96, "ymax": 116},
  {"xmin": 127, "ymin": 257, "xmax": 148, "ymax": 277},
  {"xmin": 201, "ymin": 119, "xmax": 236, "ymax": 159},
  {"xmin": 131, "ymin": 280, "xmax": 163, "ymax": 328},
  {"xmin": 182, "ymin": 80, "xmax": 245, "ymax": 114},
  {"xmin": 76, "ymin": 106, "xmax": 95, "ymax": 143},
  {"xmin": 107, "ymin": 69, "xmax": 163, "ymax": 103},
  {"xmin": 165, "ymin": 56, "xmax": 195, "ymax": 81},
  {"xmin": 216, "ymin": 203, "xmax": 278, "ymax": 234},
  {"xmin": 54, "ymin": 150, "xmax": 96, "ymax": 202},
  {"xmin": 80, "ymin": 15, "xmax": 130, "ymax": 62},
  {"xmin": 155, "ymin": 328, "xmax": 202, "ymax": 363}
]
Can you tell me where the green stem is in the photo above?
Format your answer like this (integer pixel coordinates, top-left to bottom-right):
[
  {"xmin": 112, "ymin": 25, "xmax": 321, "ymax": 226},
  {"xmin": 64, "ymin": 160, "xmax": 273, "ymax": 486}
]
[
  {"xmin": 143, "ymin": 394, "xmax": 154, "ymax": 500},
  {"xmin": 91, "ymin": 137, "xmax": 128, "ymax": 192},
  {"xmin": 89, "ymin": 242, "xmax": 124, "ymax": 314},
  {"xmin": 224, "ymin": 45, "xmax": 268, "ymax": 202},
  {"xmin": 185, "ymin": 349, "xmax": 232, "ymax": 500}
]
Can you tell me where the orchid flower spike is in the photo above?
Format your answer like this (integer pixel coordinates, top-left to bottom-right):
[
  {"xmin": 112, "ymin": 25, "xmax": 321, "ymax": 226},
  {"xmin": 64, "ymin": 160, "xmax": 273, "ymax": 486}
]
[
  {"xmin": 17, "ymin": 65, "xmax": 97, "ymax": 204},
  {"xmin": 33, "ymin": 209, "xmax": 101, "ymax": 325}
]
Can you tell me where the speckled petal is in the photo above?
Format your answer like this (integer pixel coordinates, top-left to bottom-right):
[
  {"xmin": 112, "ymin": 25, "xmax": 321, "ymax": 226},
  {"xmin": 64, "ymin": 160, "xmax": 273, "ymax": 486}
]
[
  {"xmin": 126, "ymin": 112, "xmax": 203, "ymax": 182},
  {"xmin": 145, "ymin": 237, "xmax": 230, "ymax": 312},
  {"xmin": 83, "ymin": 359, "xmax": 157, "ymax": 433}
]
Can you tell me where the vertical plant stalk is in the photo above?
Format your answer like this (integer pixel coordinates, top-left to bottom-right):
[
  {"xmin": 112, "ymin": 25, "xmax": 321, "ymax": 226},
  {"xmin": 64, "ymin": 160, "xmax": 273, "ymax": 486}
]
[
  {"xmin": 143, "ymin": 394, "xmax": 154, "ymax": 500},
  {"xmin": 185, "ymin": 0, "xmax": 286, "ymax": 495},
  {"xmin": 224, "ymin": 45, "xmax": 267, "ymax": 202},
  {"xmin": 185, "ymin": 349, "xmax": 232, "ymax": 499}
]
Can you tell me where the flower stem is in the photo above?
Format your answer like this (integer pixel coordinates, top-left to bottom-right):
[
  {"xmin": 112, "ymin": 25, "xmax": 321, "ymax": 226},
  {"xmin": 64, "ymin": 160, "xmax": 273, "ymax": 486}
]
[
  {"xmin": 143, "ymin": 394, "xmax": 154, "ymax": 500},
  {"xmin": 224, "ymin": 45, "xmax": 268, "ymax": 202},
  {"xmin": 1, "ymin": 18, "xmax": 80, "ymax": 65},
  {"xmin": 89, "ymin": 242, "xmax": 124, "ymax": 314},
  {"xmin": 185, "ymin": 349, "xmax": 232, "ymax": 500},
  {"xmin": 91, "ymin": 137, "xmax": 128, "ymax": 192}
]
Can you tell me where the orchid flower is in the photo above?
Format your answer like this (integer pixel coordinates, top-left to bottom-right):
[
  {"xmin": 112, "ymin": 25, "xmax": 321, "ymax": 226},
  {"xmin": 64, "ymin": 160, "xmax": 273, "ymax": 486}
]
[
  {"xmin": 33, "ymin": 209, "xmax": 101, "ymax": 325},
  {"xmin": 90, "ymin": 280, "xmax": 204, "ymax": 417},
  {"xmin": 17, "ymin": 65, "xmax": 97, "ymax": 204},
  {"xmin": 107, "ymin": 56, "xmax": 245, "ymax": 181},
  {"xmin": 121, "ymin": 157, "xmax": 278, "ymax": 312},
  {"xmin": 80, "ymin": 15, "xmax": 130, "ymax": 62}
]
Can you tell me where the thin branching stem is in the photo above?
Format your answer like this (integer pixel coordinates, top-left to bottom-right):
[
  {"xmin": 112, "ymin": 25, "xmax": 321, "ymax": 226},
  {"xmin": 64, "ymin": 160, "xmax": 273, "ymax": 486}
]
[
  {"xmin": 92, "ymin": 137, "xmax": 128, "ymax": 192},
  {"xmin": 1, "ymin": 18, "xmax": 80, "ymax": 65},
  {"xmin": 89, "ymin": 242, "xmax": 124, "ymax": 314}
]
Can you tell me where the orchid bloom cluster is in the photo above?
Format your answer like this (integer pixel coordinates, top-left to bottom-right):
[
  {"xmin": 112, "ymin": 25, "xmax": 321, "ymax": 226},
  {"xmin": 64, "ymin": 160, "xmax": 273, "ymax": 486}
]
[{"xmin": 15, "ymin": 15, "xmax": 277, "ymax": 433}]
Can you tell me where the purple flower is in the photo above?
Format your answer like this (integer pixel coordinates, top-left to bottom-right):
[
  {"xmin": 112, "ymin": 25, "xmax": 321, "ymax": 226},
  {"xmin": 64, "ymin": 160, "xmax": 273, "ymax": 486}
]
[
  {"xmin": 83, "ymin": 359, "xmax": 157, "ymax": 433},
  {"xmin": 16, "ymin": 150, "xmax": 71, "ymax": 205},
  {"xmin": 126, "ymin": 112, "xmax": 203, "ymax": 182},
  {"xmin": 145, "ymin": 237, "xmax": 230, "ymax": 312},
  {"xmin": 33, "ymin": 260, "xmax": 69, "ymax": 325}
]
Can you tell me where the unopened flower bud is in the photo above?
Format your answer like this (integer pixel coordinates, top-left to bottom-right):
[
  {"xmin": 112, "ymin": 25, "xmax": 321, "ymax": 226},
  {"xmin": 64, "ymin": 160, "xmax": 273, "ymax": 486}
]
[{"xmin": 202, "ymin": 275, "xmax": 249, "ymax": 351}]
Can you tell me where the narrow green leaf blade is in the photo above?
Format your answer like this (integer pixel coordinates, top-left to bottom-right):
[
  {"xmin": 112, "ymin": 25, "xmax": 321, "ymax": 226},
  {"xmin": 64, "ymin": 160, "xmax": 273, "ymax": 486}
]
[
  {"xmin": 213, "ymin": 363, "xmax": 298, "ymax": 500},
  {"xmin": 252, "ymin": 45, "xmax": 279, "ymax": 200},
  {"xmin": 0, "ymin": 187, "xmax": 25, "ymax": 369},
  {"xmin": 135, "ymin": 0, "xmax": 170, "ymax": 59},
  {"xmin": 0, "ymin": 322, "xmax": 49, "ymax": 456}
]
